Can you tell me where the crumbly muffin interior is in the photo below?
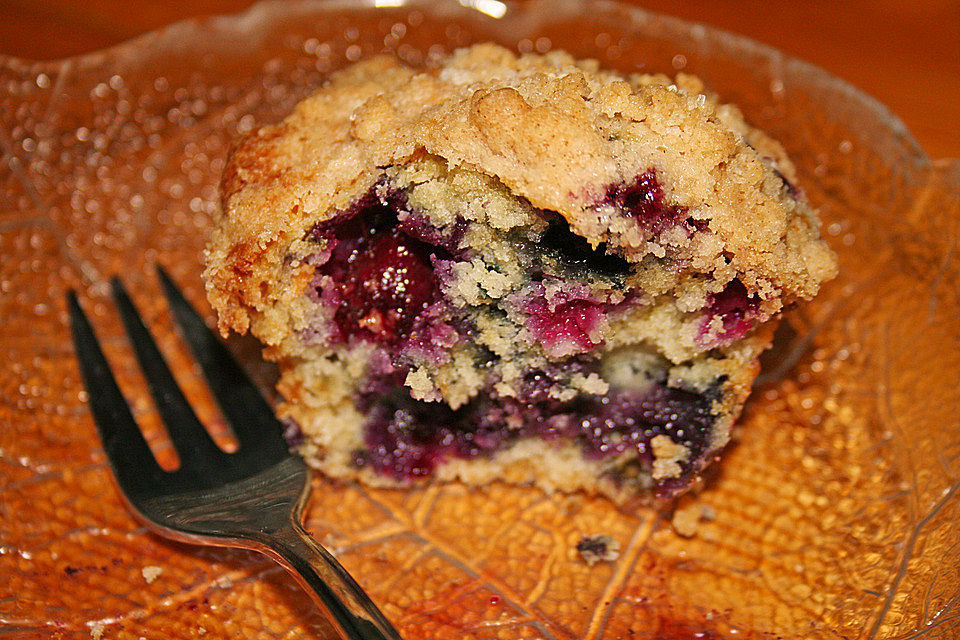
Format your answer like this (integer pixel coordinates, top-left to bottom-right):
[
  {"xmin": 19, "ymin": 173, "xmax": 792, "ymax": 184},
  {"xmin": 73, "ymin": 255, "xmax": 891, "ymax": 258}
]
[{"xmin": 272, "ymin": 155, "xmax": 782, "ymax": 499}]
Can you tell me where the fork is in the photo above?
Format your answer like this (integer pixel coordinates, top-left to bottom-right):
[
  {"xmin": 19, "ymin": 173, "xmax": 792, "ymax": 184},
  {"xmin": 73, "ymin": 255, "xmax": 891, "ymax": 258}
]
[{"xmin": 67, "ymin": 266, "xmax": 402, "ymax": 640}]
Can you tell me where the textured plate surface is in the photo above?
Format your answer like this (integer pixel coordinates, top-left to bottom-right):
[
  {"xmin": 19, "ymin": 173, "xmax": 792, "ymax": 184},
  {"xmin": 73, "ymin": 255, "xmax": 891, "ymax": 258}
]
[{"xmin": 2, "ymin": 1, "xmax": 959, "ymax": 638}]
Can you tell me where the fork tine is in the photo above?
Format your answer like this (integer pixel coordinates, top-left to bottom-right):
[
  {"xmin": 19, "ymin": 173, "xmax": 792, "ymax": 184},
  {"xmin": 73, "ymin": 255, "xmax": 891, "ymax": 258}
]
[
  {"xmin": 67, "ymin": 291, "xmax": 167, "ymax": 494},
  {"xmin": 110, "ymin": 277, "xmax": 229, "ymax": 470},
  {"xmin": 156, "ymin": 266, "xmax": 289, "ymax": 461}
]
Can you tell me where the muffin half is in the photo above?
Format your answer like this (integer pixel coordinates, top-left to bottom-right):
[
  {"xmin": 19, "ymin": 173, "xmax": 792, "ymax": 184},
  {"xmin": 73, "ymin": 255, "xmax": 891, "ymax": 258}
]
[{"xmin": 204, "ymin": 44, "xmax": 836, "ymax": 502}]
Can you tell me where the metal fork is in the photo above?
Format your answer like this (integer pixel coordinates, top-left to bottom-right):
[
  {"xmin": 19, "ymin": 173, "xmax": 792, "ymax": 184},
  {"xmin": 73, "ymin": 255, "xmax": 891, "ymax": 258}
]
[{"xmin": 67, "ymin": 266, "xmax": 402, "ymax": 640}]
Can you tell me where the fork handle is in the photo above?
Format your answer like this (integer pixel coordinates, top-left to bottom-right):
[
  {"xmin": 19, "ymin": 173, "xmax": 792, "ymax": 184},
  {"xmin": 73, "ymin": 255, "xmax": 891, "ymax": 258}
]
[{"xmin": 258, "ymin": 520, "xmax": 403, "ymax": 640}]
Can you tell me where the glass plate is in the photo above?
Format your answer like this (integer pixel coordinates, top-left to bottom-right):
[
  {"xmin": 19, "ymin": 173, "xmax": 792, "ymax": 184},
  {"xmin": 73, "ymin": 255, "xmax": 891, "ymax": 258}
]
[{"xmin": 2, "ymin": 1, "xmax": 958, "ymax": 638}]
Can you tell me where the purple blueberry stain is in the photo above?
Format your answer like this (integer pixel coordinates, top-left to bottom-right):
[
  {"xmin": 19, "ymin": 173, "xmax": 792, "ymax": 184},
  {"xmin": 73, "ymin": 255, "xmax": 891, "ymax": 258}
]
[
  {"xmin": 334, "ymin": 227, "xmax": 438, "ymax": 342},
  {"xmin": 575, "ymin": 384, "xmax": 715, "ymax": 465},
  {"xmin": 510, "ymin": 280, "xmax": 611, "ymax": 357},
  {"xmin": 305, "ymin": 180, "xmax": 461, "ymax": 347},
  {"xmin": 358, "ymin": 389, "xmax": 516, "ymax": 481},
  {"xmin": 355, "ymin": 366, "xmax": 720, "ymax": 492},
  {"xmin": 698, "ymin": 278, "xmax": 760, "ymax": 347},
  {"xmin": 526, "ymin": 297, "xmax": 604, "ymax": 357},
  {"xmin": 397, "ymin": 210, "xmax": 468, "ymax": 255},
  {"xmin": 281, "ymin": 417, "xmax": 304, "ymax": 448},
  {"xmin": 357, "ymin": 349, "xmax": 403, "ymax": 396},
  {"xmin": 398, "ymin": 300, "xmax": 460, "ymax": 365},
  {"xmin": 308, "ymin": 180, "xmax": 385, "ymax": 244},
  {"xmin": 601, "ymin": 169, "xmax": 687, "ymax": 235}
]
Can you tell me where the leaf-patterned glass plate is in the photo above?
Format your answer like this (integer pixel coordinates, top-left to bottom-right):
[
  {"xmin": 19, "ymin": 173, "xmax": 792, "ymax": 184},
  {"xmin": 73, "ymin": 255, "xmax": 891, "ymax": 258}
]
[{"xmin": 2, "ymin": 0, "xmax": 959, "ymax": 638}]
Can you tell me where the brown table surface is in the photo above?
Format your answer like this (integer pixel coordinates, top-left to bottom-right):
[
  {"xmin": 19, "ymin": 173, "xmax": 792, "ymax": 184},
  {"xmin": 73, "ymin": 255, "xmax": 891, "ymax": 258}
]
[{"xmin": 2, "ymin": 0, "xmax": 958, "ymax": 160}]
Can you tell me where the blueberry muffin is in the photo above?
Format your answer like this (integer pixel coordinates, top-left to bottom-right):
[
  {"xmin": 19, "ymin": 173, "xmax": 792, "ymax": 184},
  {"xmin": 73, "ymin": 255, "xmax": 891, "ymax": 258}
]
[{"xmin": 203, "ymin": 44, "xmax": 837, "ymax": 502}]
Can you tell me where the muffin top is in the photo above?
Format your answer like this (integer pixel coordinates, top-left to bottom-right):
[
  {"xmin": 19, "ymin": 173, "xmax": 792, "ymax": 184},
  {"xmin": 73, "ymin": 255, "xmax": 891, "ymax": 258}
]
[{"xmin": 204, "ymin": 43, "xmax": 836, "ymax": 336}]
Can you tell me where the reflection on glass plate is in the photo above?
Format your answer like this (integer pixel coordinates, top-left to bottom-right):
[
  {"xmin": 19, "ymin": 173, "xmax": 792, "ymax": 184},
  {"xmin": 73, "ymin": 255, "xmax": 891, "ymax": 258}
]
[{"xmin": 1, "ymin": 1, "xmax": 958, "ymax": 638}]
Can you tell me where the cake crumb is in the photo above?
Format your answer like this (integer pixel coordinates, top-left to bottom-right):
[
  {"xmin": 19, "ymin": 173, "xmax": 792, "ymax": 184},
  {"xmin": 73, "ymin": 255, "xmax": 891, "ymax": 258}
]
[
  {"xmin": 651, "ymin": 458, "xmax": 683, "ymax": 480},
  {"xmin": 141, "ymin": 565, "xmax": 163, "ymax": 584},
  {"xmin": 671, "ymin": 500, "xmax": 707, "ymax": 538},
  {"xmin": 576, "ymin": 534, "xmax": 620, "ymax": 566},
  {"xmin": 404, "ymin": 367, "xmax": 441, "ymax": 402},
  {"xmin": 650, "ymin": 434, "xmax": 690, "ymax": 480},
  {"xmin": 651, "ymin": 434, "xmax": 689, "ymax": 462},
  {"xmin": 571, "ymin": 372, "xmax": 609, "ymax": 395},
  {"xmin": 90, "ymin": 622, "xmax": 105, "ymax": 640}
]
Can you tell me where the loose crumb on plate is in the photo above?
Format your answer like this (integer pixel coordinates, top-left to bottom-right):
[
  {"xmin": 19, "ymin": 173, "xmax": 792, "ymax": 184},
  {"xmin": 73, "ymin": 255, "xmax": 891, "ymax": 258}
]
[
  {"xmin": 576, "ymin": 534, "xmax": 621, "ymax": 566},
  {"xmin": 141, "ymin": 565, "xmax": 163, "ymax": 583}
]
